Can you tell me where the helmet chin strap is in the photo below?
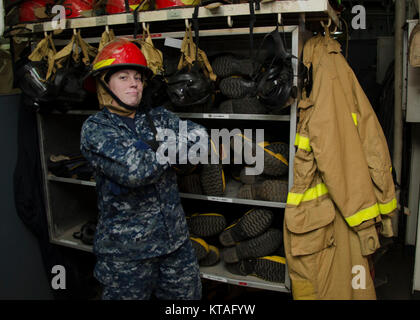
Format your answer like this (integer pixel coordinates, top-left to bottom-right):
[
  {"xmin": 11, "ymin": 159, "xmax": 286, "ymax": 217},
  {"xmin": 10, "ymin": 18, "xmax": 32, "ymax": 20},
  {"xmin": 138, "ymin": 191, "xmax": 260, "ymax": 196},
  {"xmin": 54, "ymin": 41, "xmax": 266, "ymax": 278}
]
[{"xmin": 98, "ymin": 78, "xmax": 139, "ymax": 113}]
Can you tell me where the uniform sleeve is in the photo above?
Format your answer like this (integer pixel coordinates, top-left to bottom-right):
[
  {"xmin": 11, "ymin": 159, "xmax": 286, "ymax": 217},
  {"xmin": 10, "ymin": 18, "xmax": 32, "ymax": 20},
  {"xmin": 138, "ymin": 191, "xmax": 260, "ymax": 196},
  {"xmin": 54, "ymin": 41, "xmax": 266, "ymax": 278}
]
[
  {"xmin": 80, "ymin": 118, "xmax": 170, "ymax": 188},
  {"xmin": 155, "ymin": 107, "xmax": 212, "ymax": 164}
]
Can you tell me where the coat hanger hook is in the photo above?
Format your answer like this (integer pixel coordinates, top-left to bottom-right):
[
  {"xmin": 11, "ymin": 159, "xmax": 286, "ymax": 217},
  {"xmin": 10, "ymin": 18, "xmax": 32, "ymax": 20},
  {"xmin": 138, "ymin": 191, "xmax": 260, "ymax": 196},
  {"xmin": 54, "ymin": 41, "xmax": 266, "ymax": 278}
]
[
  {"xmin": 105, "ymin": 25, "xmax": 109, "ymax": 34},
  {"xmin": 278, "ymin": 13, "xmax": 282, "ymax": 25},
  {"xmin": 185, "ymin": 19, "xmax": 190, "ymax": 29},
  {"xmin": 227, "ymin": 16, "xmax": 233, "ymax": 27},
  {"xmin": 73, "ymin": 28, "xmax": 77, "ymax": 35}
]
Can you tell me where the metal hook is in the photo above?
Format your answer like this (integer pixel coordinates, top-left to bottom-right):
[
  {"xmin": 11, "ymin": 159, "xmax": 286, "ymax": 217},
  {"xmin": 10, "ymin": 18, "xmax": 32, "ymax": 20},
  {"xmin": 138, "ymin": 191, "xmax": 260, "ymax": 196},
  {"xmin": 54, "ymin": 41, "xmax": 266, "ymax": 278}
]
[
  {"xmin": 278, "ymin": 13, "xmax": 282, "ymax": 25},
  {"xmin": 320, "ymin": 18, "xmax": 332, "ymax": 28},
  {"xmin": 105, "ymin": 25, "xmax": 109, "ymax": 34},
  {"xmin": 227, "ymin": 16, "xmax": 233, "ymax": 27},
  {"xmin": 73, "ymin": 28, "xmax": 77, "ymax": 35},
  {"xmin": 185, "ymin": 19, "xmax": 190, "ymax": 29}
]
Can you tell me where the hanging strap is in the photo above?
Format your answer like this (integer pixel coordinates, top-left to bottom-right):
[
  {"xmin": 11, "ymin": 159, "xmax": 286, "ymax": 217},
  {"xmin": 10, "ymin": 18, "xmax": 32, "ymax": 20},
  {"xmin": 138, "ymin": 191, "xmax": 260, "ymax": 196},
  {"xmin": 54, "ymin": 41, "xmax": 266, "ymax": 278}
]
[{"xmin": 192, "ymin": 5, "xmax": 200, "ymax": 63}]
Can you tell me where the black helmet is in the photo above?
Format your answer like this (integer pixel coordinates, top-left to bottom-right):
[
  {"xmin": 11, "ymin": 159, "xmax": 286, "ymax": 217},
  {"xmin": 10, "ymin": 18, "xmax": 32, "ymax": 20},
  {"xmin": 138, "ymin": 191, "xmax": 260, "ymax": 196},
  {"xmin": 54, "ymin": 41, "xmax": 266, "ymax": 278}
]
[
  {"xmin": 254, "ymin": 27, "xmax": 295, "ymax": 109},
  {"xmin": 166, "ymin": 65, "xmax": 213, "ymax": 107},
  {"xmin": 256, "ymin": 62, "xmax": 294, "ymax": 109},
  {"xmin": 14, "ymin": 58, "xmax": 53, "ymax": 107}
]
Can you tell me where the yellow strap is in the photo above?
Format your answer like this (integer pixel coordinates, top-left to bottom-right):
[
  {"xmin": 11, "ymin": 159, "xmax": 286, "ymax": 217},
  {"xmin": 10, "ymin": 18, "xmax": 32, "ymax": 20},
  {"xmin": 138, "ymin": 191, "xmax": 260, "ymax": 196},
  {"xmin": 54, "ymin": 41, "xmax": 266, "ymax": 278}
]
[
  {"xmin": 258, "ymin": 256, "xmax": 286, "ymax": 264},
  {"xmin": 379, "ymin": 198, "xmax": 397, "ymax": 215},
  {"xmin": 191, "ymin": 213, "xmax": 224, "ymax": 217},
  {"xmin": 345, "ymin": 203, "xmax": 380, "ymax": 227},
  {"xmin": 294, "ymin": 133, "xmax": 312, "ymax": 152},
  {"xmin": 352, "ymin": 113, "xmax": 358, "ymax": 126},
  {"xmin": 287, "ymin": 183, "xmax": 328, "ymax": 206},
  {"xmin": 190, "ymin": 237, "xmax": 209, "ymax": 252}
]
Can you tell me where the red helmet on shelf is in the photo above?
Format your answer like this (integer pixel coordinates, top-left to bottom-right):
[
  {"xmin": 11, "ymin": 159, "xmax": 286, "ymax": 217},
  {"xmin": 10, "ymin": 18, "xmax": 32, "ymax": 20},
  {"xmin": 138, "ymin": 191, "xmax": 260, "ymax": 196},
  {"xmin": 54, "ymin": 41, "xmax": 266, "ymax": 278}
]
[
  {"xmin": 155, "ymin": 0, "xmax": 200, "ymax": 9},
  {"xmin": 105, "ymin": 0, "xmax": 149, "ymax": 14},
  {"xmin": 62, "ymin": 0, "xmax": 95, "ymax": 19},
  {"xmin": 19, "ymin": 0, "xmax": 54, "ymax": 23}
]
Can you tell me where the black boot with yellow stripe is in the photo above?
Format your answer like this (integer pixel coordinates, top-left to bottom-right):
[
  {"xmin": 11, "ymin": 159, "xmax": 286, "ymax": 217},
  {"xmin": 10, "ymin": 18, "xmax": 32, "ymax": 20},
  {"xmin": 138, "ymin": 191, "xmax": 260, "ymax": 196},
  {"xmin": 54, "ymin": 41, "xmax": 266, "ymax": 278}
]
[
  {"xmin": 187, "ymin": 213, "xmax": 227, "ymax": 237},
  {"xmin": 221, "ymin": 228, "xmax": 283, "ymax": 264},
  {"xmin": 225, "ymin": 255, "xmax": 286, "ymax": 283},
  {"xmin": 190, "ymin": 236, "xmax": 220, "ymax": 266},
  {"xmin": 219, "ymin": 208, "xmax": 273, "ymax": 246}
]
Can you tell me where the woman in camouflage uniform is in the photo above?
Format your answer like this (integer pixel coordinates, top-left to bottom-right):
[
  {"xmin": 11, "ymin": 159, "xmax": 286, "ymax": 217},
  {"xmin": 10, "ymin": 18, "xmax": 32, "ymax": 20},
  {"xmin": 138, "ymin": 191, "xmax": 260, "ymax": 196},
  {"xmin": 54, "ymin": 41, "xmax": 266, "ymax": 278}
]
[{"xmin": 80, "ymin": 38, "xmax": 205, "ymax": 300}]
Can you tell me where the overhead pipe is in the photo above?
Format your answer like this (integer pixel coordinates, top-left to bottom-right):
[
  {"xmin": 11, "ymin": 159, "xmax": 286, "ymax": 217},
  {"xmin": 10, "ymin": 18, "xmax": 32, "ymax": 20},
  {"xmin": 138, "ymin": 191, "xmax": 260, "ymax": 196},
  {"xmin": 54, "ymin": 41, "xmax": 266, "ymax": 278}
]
[{"xmin": 393, "ymin": 0, "xmax": 406, "ymax": 236}]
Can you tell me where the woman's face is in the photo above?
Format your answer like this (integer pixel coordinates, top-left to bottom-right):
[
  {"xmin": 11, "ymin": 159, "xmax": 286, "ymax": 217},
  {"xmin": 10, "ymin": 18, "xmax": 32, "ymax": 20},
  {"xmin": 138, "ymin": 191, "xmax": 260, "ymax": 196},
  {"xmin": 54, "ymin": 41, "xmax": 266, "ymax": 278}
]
[{"xmin": 108, "ymin": 69, "xmax": 143, "ymax": 107}]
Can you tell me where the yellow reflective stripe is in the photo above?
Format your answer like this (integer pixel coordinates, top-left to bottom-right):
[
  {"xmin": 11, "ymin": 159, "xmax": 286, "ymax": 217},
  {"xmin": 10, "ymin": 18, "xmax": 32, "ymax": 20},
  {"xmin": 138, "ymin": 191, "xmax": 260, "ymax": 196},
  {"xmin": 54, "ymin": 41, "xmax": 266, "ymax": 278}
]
[
  {"xmin": 93, "ymin": 58, "xmax": 115, "ymax": 70},
  {"xmin": 287, "ymin": 183, "xmax": 328, "ymax": 205},
  {"xmin": 379, "ymin": 198, "xmax": 397, "ymax": 215},
  {"xmin": 345, "ymin": 203, "xmax": 380, "ymax": 227},
  {"xmin": 294, "ymin": 133, "xmax": 311, "ymax": 152},
  {"xmin": 129, "ymin": 4, "xmax": 139, "ymax": 10},
  {"xmin": 352, "ymin": 113, "xmax": 358, "ymax": 126}
]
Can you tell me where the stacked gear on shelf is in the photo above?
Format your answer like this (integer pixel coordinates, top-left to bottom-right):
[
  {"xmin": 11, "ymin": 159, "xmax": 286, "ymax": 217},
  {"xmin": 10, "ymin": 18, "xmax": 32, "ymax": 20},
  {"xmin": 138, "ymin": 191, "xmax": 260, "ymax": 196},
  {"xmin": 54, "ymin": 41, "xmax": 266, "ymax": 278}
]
[
  {"xmin": 219, "ymin": 208, "xmax": 286, "ymax": 283},
  {"xmin": 188, "ymin": 213, "xmax": 226, "ymax": 266},
  {"xmin": 14, "ymin": 30, "xmax": 98, "ymax": 111},
  {"xmin": 211, "ymin": 53, "xmax": 267, "ymax": 114},
  {"xmin": 48, "ymin": 153, "xmax": 94, "ymax": 180},
  {"xmin": 166, "ymin": 5, "xmax": 217, "ymax": 113},
  {"xmin": 228, "ymin": 132, "xmax": 289, "ymax": 202}
]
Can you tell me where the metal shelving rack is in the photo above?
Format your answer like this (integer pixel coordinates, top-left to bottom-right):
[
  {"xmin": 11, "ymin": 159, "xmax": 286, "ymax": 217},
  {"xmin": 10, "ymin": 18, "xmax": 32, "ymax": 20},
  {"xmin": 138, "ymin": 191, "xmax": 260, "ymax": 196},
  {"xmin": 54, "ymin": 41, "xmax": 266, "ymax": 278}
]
[{"xmin": 33, "ymin": 0, "xmax": 338, "ymax": 294}]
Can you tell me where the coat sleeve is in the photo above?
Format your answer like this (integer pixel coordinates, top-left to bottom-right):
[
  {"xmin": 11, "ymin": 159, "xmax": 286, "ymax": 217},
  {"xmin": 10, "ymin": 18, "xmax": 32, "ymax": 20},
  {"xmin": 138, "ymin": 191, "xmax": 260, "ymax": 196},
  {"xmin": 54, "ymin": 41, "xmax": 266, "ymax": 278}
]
[
  {"xmin": 80, "ymin": 118, "xmax": 170, "ymax": 188},
  {"xmin": 350, "ymin": 71, "xmax": 397, "ymax": 216}
]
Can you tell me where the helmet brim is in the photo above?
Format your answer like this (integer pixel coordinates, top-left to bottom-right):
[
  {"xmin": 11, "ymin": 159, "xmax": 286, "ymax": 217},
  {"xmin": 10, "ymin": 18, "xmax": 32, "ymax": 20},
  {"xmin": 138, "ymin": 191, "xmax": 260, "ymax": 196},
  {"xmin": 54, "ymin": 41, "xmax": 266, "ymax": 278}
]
[{"xmin": 89, "ymin": 63, "xmax": 154, "ymax": 81}]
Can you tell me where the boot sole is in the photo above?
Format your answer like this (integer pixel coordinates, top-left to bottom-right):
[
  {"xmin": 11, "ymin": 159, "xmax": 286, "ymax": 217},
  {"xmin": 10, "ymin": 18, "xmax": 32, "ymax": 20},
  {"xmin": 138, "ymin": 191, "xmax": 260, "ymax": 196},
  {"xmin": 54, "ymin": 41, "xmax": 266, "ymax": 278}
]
[
  {"xmin": 188, "ymin": 213, "xmax": 227, "ymax": 237},
  {"xmin": 200, "ymin": 164, "xmax": 225, "ymax": 197},
  {"xmin": 212, "ymin": 54, "xmax": 255, "ymax": 78},
  {"xmin": 263, "ymin": 143, "xmax": 289, "ymax": 176},
  {"xmin": 190, "ymin": 237, "xmax": 210, "ymax": 260},
  {"xmin": 199, "ymin": 245, "xmax": 220, "ymax": 266},
  {"xmin": 222, "ymin": 228, "xmax": 283, "ymax": 263},
  {"xmin": 219, "ymin": 208, "xmax": 273, "ymax": 246},
  {"xmin": 219, "ymin": 77, "xmax": 257, "ymax": 99},
  {"xmin": 226, "ymin": 256, "xmax": 286, "ymax": 283}
]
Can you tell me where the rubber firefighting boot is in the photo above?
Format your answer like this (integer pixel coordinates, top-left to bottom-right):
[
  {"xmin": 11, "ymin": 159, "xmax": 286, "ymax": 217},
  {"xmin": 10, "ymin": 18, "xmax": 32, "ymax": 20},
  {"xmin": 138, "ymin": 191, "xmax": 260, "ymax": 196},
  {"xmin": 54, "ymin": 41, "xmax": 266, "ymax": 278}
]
[
  {"xmin": 199, "ymin": 245, "xmax": 220, "ymax": 267},
  {"xmin": 211, "ymin": 53, "xmax": 255, "ymax": 78},
  {"xmin": 219, "ymin": 208, "xmax": 273, "ymax": 246},
  {"xmin": 190, "ymin": 236, "xmax": 210, "ymax": 260},
  {"xmin": 225, "ymin": 255, "xmax": 286, "ymax": 283},
  {"xmin": 187, "ymin": 213, "xmax": 227, "ymax": 237},
  {"xmin": 200, "ymin": 164, "xmax": 226, "ymax": 197},
  {"xmin": 219, "ymin": 76, "xmax": 257, "ymax": 99},
  {"xmin": 237, "ymin": 179, "xmax": 289, "ymax": 202},
  {"xmin": 221, "ymin": 228, "xmax": 283, "ymax": 263}
]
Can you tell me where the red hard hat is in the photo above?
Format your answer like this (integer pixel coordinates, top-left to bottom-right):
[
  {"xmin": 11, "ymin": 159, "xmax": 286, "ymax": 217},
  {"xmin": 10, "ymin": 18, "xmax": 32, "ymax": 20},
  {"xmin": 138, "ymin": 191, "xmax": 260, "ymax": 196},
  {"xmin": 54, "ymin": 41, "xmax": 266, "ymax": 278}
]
[
  {"xmin": 62, "ymin": 0, "xmax": 95, "ymax": 19},
  {"xmin": 91, "ymin": 38, "xmax": 153, "ymax": 79},
  {"xmin": 106, "ymin": 0, "xmax": 147, "ymax": 14},
  {"xmin": 155, "ymin": 0, "xmax": 200, "ymax": 9},
  {"xmin": 19, "ymin": 0, "xmax": 54, "ymax": 23}
]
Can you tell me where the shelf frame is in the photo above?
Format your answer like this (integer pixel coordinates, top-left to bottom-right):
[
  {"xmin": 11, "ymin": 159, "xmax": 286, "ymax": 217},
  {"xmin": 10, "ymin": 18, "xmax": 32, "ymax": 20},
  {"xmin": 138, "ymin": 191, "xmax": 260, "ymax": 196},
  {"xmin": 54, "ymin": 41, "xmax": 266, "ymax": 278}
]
[{"xmin": 24, "ymin": 1, "xmax": 338, "ymax": 34}]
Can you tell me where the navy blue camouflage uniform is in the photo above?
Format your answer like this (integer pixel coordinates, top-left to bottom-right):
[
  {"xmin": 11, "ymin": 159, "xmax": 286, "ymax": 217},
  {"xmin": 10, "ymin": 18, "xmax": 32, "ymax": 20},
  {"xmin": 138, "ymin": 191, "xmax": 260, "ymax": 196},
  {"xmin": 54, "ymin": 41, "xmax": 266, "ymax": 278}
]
[{"xmin": 80, "ymin": 106, "xmax": 206, "ymax": 300}]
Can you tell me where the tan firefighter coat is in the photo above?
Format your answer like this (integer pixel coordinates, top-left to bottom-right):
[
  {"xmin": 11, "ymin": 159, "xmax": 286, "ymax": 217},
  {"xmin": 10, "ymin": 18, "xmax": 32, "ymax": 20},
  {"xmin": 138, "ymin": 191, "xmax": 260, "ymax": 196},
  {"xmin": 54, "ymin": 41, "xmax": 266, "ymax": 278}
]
[{"xmin": 284, "ymin": 32, "xmax": 397, "ymax": 300}]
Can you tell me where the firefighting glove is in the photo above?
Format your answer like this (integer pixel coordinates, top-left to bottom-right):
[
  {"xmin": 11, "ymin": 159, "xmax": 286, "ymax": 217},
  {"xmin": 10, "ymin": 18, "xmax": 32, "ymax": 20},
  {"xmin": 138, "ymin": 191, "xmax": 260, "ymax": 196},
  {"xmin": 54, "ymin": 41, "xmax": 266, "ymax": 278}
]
[{"xmin": 353, "ymin": 218, "xmax": 381, "ymax": 256}]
